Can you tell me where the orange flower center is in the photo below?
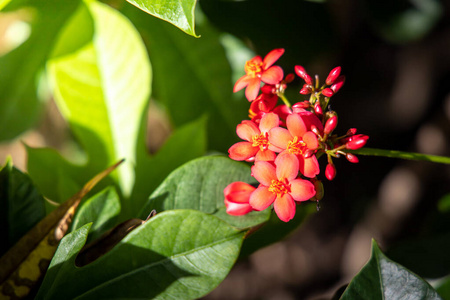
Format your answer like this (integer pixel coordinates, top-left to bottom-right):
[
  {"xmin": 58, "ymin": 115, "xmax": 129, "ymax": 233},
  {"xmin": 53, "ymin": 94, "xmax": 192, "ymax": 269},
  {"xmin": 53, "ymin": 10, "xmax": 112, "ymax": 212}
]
[
  {"xmin": 287, "ymin": 136, "xmax": 306, "ymax": 155},
  {"xmin": 252, "ymin": 132, "xmax": 270, "ymax": 151},
  {"xmin": 245, "ymin": 59, "xmax": 263, "ymax": 78},
  {"xmin": 268, "ymin": 178, "xmax": 291, "ymax": 197}
]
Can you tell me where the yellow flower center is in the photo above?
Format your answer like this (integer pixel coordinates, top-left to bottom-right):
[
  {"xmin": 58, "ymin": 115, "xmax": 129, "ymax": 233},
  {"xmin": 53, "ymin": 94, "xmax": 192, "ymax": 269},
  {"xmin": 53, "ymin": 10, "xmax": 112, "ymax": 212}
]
[
  {"xmin": 287, "ymin": 136, "xmax": 306, "ymax": 155},
  {"xmin": 268, "ymin": 178, "xmax": 291, "ymax": 197},
  {"xmin": 245, "ymin": 59, "xmax": 263, "ymax": 78},
  {"xmin": 252, "ymin": 132, "xmax": 270, "ymax": 151}
]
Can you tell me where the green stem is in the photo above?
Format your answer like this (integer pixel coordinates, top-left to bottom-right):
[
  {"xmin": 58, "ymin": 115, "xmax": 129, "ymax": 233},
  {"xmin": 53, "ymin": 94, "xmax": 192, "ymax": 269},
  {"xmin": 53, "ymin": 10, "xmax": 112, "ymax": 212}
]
[
  {"xmin": 278, "ymin": 93, "xmax": 292, "ymax": 109},
  {"xmin": 348, "ymin": 148, "xmax": 450, "ymax": 164}
]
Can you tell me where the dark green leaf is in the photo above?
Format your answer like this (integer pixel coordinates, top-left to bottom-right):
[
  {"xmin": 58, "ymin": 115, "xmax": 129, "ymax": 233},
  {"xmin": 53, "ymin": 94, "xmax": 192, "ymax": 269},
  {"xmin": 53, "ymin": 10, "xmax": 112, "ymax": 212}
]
[
  {"xmin": 130, "ymin": 116, "xmax": 207, "ymax": 216},
  {"xmin": 36, "ymin": 210, "xmax": 244, "ymax": 300},
  {"xmin": 0, "ymin": 0, "xmax": 81, "ymax": 141},
  {"xmin": 0, "ymin": 158, "xmax": 45, "ymax": 256},
  {"xmin": 340, "ymin": 240, "xmax": 442, "ymax": 299},
  {"xmin": 125, "ymin": 0, "xmax": 198, "ymax": 37},
  {"xmin": 350, "ymin": 148, "xmax": 450, "ymax": 165},
  {"xmin": 70, "ymin": 186, "xmax": 121, "ymax": 243},
  {"xmin": 123, "ymin": 5, "xmax": 248, "ymax": 152},
  {"xmin": 140, "ymin": 156, "xmax": 271, "ymax": 229}
]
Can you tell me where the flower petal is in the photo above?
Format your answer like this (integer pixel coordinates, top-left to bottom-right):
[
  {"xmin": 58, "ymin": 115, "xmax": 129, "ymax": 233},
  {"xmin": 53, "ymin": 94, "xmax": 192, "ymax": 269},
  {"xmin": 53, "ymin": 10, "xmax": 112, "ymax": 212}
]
[
  {"xmin": 261, "ymin": 66, "xmax": 284, "ymax": 85},
  {"xmin": 275, "ymin": 152, "xmax": 299, "ymax": 181},
  {"xmin": 299, "ymin": 155, "xmax": 320, "ymax": 178},
  {"xmin": 236, "ymin": 120, "xmax": 260, "ymax": 141},
  {"xmin": 259, "ymin": 112, "xmax": 280, "ymax": 133},
  {"xmin": 290, "ymin": 179, "xmax": 316, "ymax": 201},
  {"xmin": 251, "ymin": 161, "xmax": 277, "ymax": 186},
  {"xmin": 303, "ymin": 131, "xmax": 318, "ymax": 150},
  {"xmin": 225, "ymin": 199, "xmax": 253, "ymax": 216},
  {"xmin": 245, "ymin": 77, "xmax": 261, "ymax": 101},
  {"xmin": 268, "ymin": 127, "xmax": 292, "ymax": 149},
  {"xmin": 233, "ymin": 75, "xmax": 251, "ymax": 92},
  {"xmin": 229, "ymin": 142, "xmax": 258, "ymax": 161},
  {"xmin": 287, "ymin": 113, "xmax": 307, "ymax": 138},
  {"xmin": 255, "ymin": 149, "xmax": 276, "ymax": 162},
  {"xmin": 263, "ymin": 48, "xmax": 284, "ymax": 68},
  {"xmin": 249, "ymin": 186, "xmax": 276, "ymax": 211},
  {"xmin": 224, "ymin": 181, "xmax": 256, "ymax": 203},
  {"xmin": 274, "ymin": 194, "xmax": 296, "ymax": 222}
]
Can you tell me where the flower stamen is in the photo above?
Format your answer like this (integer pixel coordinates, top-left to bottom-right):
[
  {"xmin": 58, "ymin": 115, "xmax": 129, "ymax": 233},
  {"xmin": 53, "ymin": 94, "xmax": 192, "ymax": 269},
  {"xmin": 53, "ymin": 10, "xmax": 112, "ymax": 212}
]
[
  {"xmin": 287, "ymin": 136, "xmax": 306, "ymax": 155},
  {"xmin": 252, "ymin": 132, "xmax": 270, "ymax": 151},
  {"xmin": 245, "ymin": 60, "xmax": 263, "ymax": 78},
  {"xmin": 268, "ymin": 178, "xmax": 291, "ymax": 197}
]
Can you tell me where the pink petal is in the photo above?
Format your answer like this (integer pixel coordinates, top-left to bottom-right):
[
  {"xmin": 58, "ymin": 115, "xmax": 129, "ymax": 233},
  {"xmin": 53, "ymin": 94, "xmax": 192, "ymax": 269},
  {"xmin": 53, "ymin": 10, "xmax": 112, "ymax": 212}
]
[
  {"xmin": 236, "ymin": 120, "xmax": 260, "ymax": 141},
  {"xmin": 274, "ymin": 194, "xmax": 296, "ymax": 222},
  {"xmin": 255, "ymin": 149, "xmax": 276, "ymax": 162},
  {"xmin": 263, "ymin": 48, "xmax": 284, "ymax": 68},
  {"xmin": 259, "ymin": 112, "xmax": 280, "ymax": 133},
  {"xmin": 224, "ymin": 181, "xmax": 256, "ymax": 204},
  {"xmin": 225, "ymin": 199, "xmax": 253, "ymax": 216},
  {"xmin": 299, "ymin": 155, "xmax": 320, "ymax": 178},
  {"xmin": 261, "ymin": 66, "xmax": 284, "ymax": 85},
  {"xmin": 249, "ymin": 186, "xmax": 276, "ymax": 211},
  {"xmin": 245, "ymin": 78, "xmax": 261, "ymax": 101},
  {"xmin": 286, "ymin": 113, "xmax": 308, "ymax": 138},
  {"xmin": 290, "ymin": 179, "xmax": 316, "ymax": 201},
  {"xmin": 303, "ymin": 131, "xmax": 318, "ymax": 150},
  {"xmin": 251, "ymin": 161, "xmax": 277, "ymax": 186},
  {"xmin": 233, "ymin": 75, "xmax": 251, "ymax": 92},
  {"xmin": 275, "ymin": 152, "xmax": 299, "ymax": 181},
  {"xmin": 268, "ymin": 127, "xmax": 292, "ymax": 149},
  {"xmin": 229, "ymin": 142, "xmax": 258, "ymax": 161}
]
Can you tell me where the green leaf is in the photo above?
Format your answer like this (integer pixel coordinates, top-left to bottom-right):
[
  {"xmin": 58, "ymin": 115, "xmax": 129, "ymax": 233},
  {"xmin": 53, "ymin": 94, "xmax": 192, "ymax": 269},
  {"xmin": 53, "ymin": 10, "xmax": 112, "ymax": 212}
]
[
  {"xmin": 36, "ymin": 210, "xmax": 244, "ymax": 300},
  {"xmin": 123, "ymin": 5, "xmax": 248, "ymax": 152},
  {"xmin": 0, "ymin": 0, "xmax": 81, "ymax": 141},
  {"xmin": 140, "ymin": 156, "xmax": 271, "ymax": 229},
  {"xmin": 340, "ymin": 240, "xmax": 442, "ymax": 299},
  {"xmin": 0, "ymin": 158, "xmax": 45, "ymax": 256},
  {"xmin": 70, "ymin": 186, "xmax": 121, "ymax": 243},
  {"xmin": 41, "ymin": 0, "xmax": 151, "ymax": 199},
  {"xmin": 130, "ymin": 116, "xmax": 207, "ymax": 216},
  {"xmin": 436, "ymin": 276, "xmax": 450, "ymax": 299},
  {"xmin": 125, "ymin": 0, "xmax": 198, "ymax": 37},
  {"xmin": 350, "ymin": 148, "xmax": 450, "ymax": 164}
]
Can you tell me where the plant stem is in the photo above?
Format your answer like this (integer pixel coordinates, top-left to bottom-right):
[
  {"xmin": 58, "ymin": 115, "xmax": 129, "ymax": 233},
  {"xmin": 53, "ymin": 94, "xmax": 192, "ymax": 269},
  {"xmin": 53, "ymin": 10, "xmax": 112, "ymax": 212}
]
[
  {"xmin": 349, "ymin": 148, "xmax": 450, "ymax": 164},
  {"xmin": 279, "ymin": 93, "xmax": 292, "ymax": 109}
]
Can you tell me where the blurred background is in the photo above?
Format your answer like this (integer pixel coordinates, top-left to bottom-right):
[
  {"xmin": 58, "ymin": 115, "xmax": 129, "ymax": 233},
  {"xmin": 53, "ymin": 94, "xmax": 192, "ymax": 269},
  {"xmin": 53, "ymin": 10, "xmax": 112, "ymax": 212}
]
[{"xmin": 1, "ymin": 0, "xmax": 450, "ymax": 299}]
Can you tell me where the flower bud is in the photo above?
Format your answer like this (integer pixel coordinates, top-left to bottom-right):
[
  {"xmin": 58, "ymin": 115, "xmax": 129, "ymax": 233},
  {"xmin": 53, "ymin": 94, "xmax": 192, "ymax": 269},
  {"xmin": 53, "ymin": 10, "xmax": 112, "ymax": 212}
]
[
  {"xmin": 314, "ymin": 103, "xmax": 323, "ymax": 118},
  {"xmin": 261, "ymin": 84, "xmax": 275, "ymax": 94},
  {"xmin": 346, "ymin": 153, "xmax": 359, "ymax": 163},
  {"xmin": 346, "ymin": 128, "xmax": 357, "ymax": 136},
  {"xmin": 346, "ymin": 134, "xmax": 369, "ymax": 150},
  {"xmin": 326, "ymin": 66, "xmax": 341, "ymax": 85},
  {"xmin": 303, "ymin": 150, "xmax": 314, "ymax": 158},
  {"xmin": 331, "ymin": 76, "xmax": 345, "ymax": 93},
  {"xmin": 299, "ymin": 84, "xmax": 312, "ymax": 95},
  {"xmin": 295, "ymin": 65, "xmax": 313, "ymax": 85},
  {"xmin": 322, "ymin": 88, "xmax": 334, "ymax": 97},
  {"xmin": 325, "ymin": 163, "xmax": 336, "ymax": 181},
  {"xmin": 324, "ymin": 115, "xmax": 338, "ymax": 135},
  {"xmin": 285, "ymin": 73, "xmax": 295, "ymax": 83},
  {"xmin": 292, "ymin": 101, "xmax": 310, "ymax": 110}
]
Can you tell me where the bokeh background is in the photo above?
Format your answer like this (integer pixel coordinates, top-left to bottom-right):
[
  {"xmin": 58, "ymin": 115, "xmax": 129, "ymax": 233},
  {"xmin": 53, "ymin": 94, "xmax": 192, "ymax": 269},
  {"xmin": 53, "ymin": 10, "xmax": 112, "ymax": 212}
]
[{"xmin": 1, "ymin": 0, "xmax": 450, "ymax": 299}]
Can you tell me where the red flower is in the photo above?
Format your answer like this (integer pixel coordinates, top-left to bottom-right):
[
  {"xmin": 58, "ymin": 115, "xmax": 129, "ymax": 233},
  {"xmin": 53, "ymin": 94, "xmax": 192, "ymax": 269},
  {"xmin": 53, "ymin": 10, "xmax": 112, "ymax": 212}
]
[
  {"xmin": 234, "ymin": 49, "xmax": 285, "ymax": 101},
  {"xmin": 250, "ymin": 153, "xmax": 316, "ymax": 222},
  {"xmin": 224, "ymin": 181, "xmax": 255, "ymax": 216},
  {"xmin": 228, "ymin": 113, "xmax": 283, "ymax": 162},
  {"xmin": 268, "ymin": 113, "xmax": 321, "ymax": 178}
]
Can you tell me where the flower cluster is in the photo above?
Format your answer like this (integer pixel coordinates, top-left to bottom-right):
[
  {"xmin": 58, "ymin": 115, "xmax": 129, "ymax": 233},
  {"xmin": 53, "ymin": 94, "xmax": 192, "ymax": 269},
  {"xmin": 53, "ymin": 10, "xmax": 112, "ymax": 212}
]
[{"xmin": 225, "ymin": 49, "xmax": 369, "ymax": 222}]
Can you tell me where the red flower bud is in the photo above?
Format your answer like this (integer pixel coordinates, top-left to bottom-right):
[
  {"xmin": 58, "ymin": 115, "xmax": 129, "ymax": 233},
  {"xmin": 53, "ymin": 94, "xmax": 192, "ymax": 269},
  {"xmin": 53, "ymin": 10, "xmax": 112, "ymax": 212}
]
[
  {"xmin": 326, "ymin": 66, "xmax": 341, "ymax": 85},
  {"xmin": 325, "ymin": 163, "xmax": 336, "ymax": 181},
  {"xmin": 346, "ymin": 153, "xmax": 359, "ymax": 163},
  {"xmin": 311, "ymin": 125, "xmax": 321, "ymax": 136},
  {"xmin": 261, "ymin": 84, "xmax": 275, "ymax": 94},
  {"xmin": 285, "ymin": 73, "xmax": 295, "ymax": 83},
  {"xmin": 292, "ymin": 101, "xmax": 310, "ymax": 110},
  {"xmin": 346, "ymin": 134, "xmax": 369, "ymax": 150},
  {"xmin": 322, "ymin": 88, "xmax": 334, "ymax": 97},
  {"xmin": 324, "ymin": 115, "xmax": 338, "ymax": 134},
  {"xmin": 299, "ymin": 84, "xmax": 312, "ymax": 95},
  {"xmin": 314, "ymin": 103, "xmax": 323, "ymax": 118},
  {"xmin": 331, "ymin": 76, "xmax": 345, "ymax": 93},
  {"xmin": 303, "ymin": 150, "xmax": 315, "ymax": 158},
  {"xmin": 346, "ymin": 128, "xmax": 357, "ymax": 136},
  {"xmin": 295, "ymin": 65, "xmax": 313, "ymax": 85}
]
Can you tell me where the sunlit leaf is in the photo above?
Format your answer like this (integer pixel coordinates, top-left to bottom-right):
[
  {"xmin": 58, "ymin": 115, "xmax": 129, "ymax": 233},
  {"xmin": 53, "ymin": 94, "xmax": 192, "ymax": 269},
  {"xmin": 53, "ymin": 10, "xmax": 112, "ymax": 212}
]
[
  {"xmin": 140, "ymin": 156, "xmax": 271, "ymax": 229},
  {"xmin": 36, "ymin": 210, "xmax": 244, "ymax": 300},
  {"xmin": 340, "ymin": 240, "xmax": 442, "ymax": 299},
  {"xmin": 125, "ymin": 0, "xmax": 198, "ymax": 37}
]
